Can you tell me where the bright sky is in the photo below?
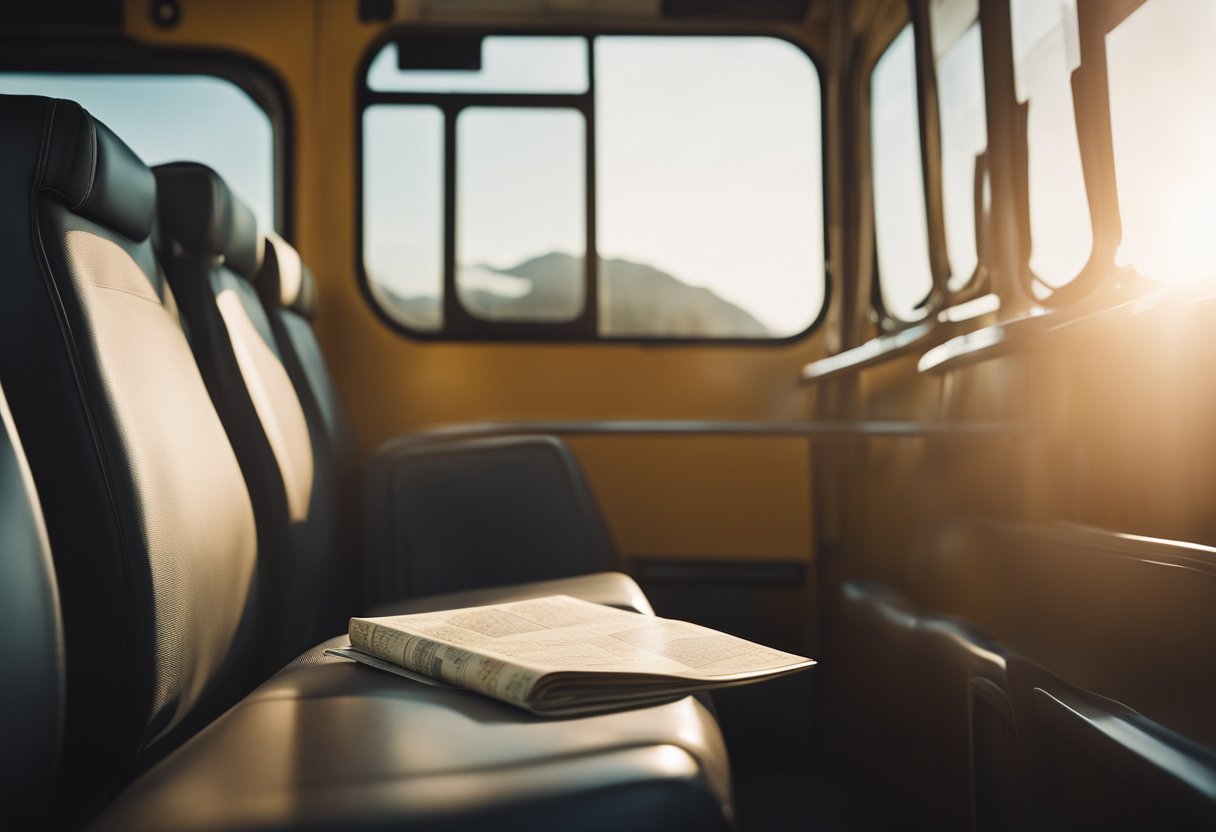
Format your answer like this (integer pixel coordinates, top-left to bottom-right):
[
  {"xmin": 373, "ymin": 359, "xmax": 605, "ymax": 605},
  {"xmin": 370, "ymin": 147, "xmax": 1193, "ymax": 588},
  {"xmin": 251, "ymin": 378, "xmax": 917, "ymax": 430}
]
[
  {"xmin": 364, "ymin": 35, "xmax": 825, "ymax": 336},
  {"xmin": 871, "ymin": 24, "xmax": 934, "ymax": 321},
  {"xmin": 1010, "ymin": 0, "xmax": 1092, "ymax": 288},
  {"xmin": 0, "ymin": 74, "xmax": 274, "ymax": 231},
  {"xmin": 1107, "ymin": 0, "xmax": 1216, "ymax": 283},
  {"xmin": 935, "ymin": 22, "xmax": 987, "ymax": 289}
]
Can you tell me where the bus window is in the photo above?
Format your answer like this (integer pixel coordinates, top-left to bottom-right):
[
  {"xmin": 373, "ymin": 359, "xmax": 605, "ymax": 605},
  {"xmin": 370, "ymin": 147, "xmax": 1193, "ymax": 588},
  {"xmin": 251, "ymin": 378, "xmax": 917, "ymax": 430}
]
[
  {"xmin": 1106, "ymin": 0, "xmax": 1216, "ymax": 283},
  {"xmin": 363, "ymin": 105, "xmax": 444, "ymax": 331},
  {"xmin": 361, "ymin": 34, "xmax": 825, "ymax": 341},
  {"xmin": 457, "ymin": 107, "xmax": 586, "ymax": 323},
  {"xmin": 595, "ymin": 36, "xmax": 824, "ymax": 339},
  {"xmin": 871, "ymin": 24, "xmax": 934, "ymax": 322},
  {"xmin": 931, "ymin": 0, "xmax": 988, "ymax": 291},
  {"xmin": 1010, "ymin": 0, "xmax": 1093, "ymax": 289}
]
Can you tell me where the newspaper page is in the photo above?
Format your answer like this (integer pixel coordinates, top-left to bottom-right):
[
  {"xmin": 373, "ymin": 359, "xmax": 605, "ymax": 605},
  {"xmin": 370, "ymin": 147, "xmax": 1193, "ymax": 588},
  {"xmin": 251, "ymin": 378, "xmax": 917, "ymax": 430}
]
[{"xmin": 345, "ymin": 595, "xmax": 814, "ymax": 712}]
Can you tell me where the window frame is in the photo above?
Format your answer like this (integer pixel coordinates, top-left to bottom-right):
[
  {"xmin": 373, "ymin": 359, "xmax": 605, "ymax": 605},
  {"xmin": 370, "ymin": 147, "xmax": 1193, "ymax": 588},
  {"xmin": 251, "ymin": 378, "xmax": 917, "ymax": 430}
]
[
  {"xmin": 923, "ymin": 0, "xmax": 991, "ymax": 302},
  {"xmin": 866, "ymin": 9, "xmax": 948, "ymax": 329},
  {"xmin": 997, "ymin": 0, "xmax": 1126, "ymax": 307},
  {"xmin": 868, "ymin": 0, "xmax": 1145, "ymax": 329},
  {"xmin": 355, "ymin": 25, "xmax": 831, "ymax": 345},
  {"xmin": 869, "ymin": 1, "xmax": 1000, "ymax": 333},
  {"xmin": 0, "ymin": 37, "xmax": 294, "ymax": 237}
]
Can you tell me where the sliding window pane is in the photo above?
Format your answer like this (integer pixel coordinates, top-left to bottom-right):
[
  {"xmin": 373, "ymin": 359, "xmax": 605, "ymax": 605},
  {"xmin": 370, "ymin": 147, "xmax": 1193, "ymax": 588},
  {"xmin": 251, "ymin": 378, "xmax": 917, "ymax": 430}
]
[
  {"xmin": 596, "ymin": 36, "xmax": 824, "ymax": 337},
  {"xmin": 932, "ymin": 0, "xmax": 988, "ymax": 289},
  {"xmin": 456, "ymin": 108, "xmax": 585, "ymax": 322},
  {"xmin": 1011, "ymin": 0, "xmax": 1092, "ymax": 287},
  {"xmin": 872, "ymin": 25, "xmax": 934, "ymax": 321},
  {"xmin": 362, "ymin": 105, "xmax": 445, "ymax": 331}
]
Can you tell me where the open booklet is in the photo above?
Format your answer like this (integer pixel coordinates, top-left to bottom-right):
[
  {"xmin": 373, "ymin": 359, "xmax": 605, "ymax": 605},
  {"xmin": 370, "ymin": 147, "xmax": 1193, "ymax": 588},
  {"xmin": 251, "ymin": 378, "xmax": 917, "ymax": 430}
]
[{"xmin": 326, "ymin": 594, "xmax": 814, "ymax": 716}]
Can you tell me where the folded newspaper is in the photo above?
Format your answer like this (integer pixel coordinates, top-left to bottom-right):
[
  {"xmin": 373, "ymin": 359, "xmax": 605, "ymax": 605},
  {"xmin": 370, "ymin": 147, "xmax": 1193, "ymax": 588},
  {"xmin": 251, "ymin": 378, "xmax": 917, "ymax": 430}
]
[{"xmin": 326, "ymin": 594, "xmax": 815, "ymax": 716}]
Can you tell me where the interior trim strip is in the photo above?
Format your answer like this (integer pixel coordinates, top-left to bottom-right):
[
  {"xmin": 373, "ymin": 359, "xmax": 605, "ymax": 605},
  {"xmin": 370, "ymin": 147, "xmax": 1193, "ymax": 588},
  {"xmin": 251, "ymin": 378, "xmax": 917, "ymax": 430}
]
[{"xmin": 390, "ymin": 419, "xmax": 1022, "ymax": 447}]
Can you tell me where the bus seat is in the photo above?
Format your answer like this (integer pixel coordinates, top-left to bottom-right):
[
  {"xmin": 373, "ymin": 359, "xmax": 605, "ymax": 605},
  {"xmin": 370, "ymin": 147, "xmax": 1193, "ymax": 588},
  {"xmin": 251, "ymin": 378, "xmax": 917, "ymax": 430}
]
[
  {"xmin": 0, "ymin": 95, "xmax": 265, "ymax": 821},
  {"xmin": 365, "ymin": 433, "xmax": 618, "ymax": 602},
  {"xmin": 256, "ymin": 229, "xmax": 355, "ymax": 478},
  {"xmin": 0, "ymin": 95, "xmax": 731, "ymax": 829},
  {"xmin": 154, "ymin": 161, "xmax": 345, "ymax": 662}
]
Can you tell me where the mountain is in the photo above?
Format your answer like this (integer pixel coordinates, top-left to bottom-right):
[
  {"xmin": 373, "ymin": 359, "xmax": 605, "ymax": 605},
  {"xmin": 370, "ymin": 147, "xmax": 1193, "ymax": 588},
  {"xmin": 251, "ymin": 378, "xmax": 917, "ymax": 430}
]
[{"xmin": 375, "ymin": 251, "xmax": 771, "ymax": 338}]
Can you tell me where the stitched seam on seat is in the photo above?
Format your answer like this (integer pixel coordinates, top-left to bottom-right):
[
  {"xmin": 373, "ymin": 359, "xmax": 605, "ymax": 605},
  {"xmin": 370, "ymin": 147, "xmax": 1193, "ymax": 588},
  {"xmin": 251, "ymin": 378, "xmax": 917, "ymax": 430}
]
[
  {"xmin": 73, "ymin": 115, "xmax": 98, "ymax": 210},
  {"xmin": 93, "ymin": 283, "xmax": 162, "ymax": 305}
]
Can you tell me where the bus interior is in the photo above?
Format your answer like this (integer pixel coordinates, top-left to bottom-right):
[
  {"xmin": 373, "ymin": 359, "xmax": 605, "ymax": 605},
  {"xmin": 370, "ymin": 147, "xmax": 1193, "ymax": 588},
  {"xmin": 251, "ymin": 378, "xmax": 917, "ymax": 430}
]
[{"xmin": 1, "ymin": 0, "xmax": 1215, "ymax": 829}]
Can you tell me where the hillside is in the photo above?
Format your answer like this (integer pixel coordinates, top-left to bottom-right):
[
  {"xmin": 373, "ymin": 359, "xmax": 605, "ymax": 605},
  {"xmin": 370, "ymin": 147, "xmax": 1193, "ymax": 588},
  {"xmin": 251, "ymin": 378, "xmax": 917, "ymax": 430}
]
[{"xmin": 375, "ymin": 251, "xmax": 770, "ymax": 338}]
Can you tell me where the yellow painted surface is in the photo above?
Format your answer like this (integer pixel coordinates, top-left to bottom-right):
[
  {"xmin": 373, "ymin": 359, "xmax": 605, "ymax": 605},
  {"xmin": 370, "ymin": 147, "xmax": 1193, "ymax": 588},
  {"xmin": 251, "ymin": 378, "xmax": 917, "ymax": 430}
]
[
  {"xmin": 568, "ymin": 437, "xmax": 814, "ymax": 561},
  {"xmin": 123, "ymin": 0, "xmax": 825, "ymax": 564}
]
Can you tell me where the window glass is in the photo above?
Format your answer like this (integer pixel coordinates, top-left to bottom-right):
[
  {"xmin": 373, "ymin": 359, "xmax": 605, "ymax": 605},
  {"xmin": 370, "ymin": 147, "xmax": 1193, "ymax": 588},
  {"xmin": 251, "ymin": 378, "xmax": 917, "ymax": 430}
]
[
  {"xmin": 368, "ymin": 36, "xmax": 588, "ymax": 94},
  {"xmin": 363, "ymin": 105, "xmax": 444, "ymax": 331},
  {"xmin": 596, "ymin": 37, "xmax": 824, "ymax": 338},
  {"xmin": 0, "ymin": 73, "xmax": 274, "ymax": 229},
  {"xmin": 456, "ymin": 108, "xmax": 585, "ymax": 323},
  {"xmin": 1011, "ymin": 0, "xmax": 1092, "ymax": 287},
  {"xmin": 871, "ymin": 25, "xmax": 935, "ymax": 322},
  {"xmin": 932, "ymin": 0, "xmax": 989, "ymax": 289},
  {"xmin": 1106, "ymin": 0, "xmax": 1216, "ymax": 283},
  {"xmin": 360, "ymin": 34, "xmax": 825, "ymax": 340}
]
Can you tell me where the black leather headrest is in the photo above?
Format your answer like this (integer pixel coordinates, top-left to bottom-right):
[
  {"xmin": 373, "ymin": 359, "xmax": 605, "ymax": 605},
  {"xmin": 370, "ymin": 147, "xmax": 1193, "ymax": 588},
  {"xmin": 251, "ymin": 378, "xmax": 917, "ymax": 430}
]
[
  {"xmin": 39, "ymin": 98, "xmax": 156, "ymax": 242},
  {"xmin": 258, "ymin": 231, "xmax": 317, "ymax": 319},
  {"xmin": 153, "ymin": 162, "xmax": 264, "ymax": 278}
]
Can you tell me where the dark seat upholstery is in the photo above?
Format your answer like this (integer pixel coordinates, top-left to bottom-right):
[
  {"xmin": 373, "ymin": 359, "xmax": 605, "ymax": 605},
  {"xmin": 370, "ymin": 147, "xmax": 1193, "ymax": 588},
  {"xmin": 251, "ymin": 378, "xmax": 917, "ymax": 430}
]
[
  {"xmin": 0, "ymin": 96, "xmax": 262, "ymax": 821},
  {"xmin": 0, "ymin": 384, "xmax": 63, "ymax": 829},
  {"xmin": 366, "ymin": 433, "xmax": 618, "ymax": 602},
  {"xmin": 93, "ymin": 664, "xmax": 730, "ymax": 832}
]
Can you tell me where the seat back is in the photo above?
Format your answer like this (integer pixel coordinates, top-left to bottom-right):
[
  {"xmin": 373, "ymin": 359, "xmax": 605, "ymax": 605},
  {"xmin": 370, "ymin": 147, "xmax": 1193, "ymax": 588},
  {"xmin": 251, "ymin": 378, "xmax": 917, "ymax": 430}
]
[
  {"xmin": 257, "ymin": 229, "xmax": 356, "ymax": 474},
  {"xmin": 154, "ymin": 162, "xmax": 343, "ymax": 659},
  {"xmin": 367, "ymin": 434, "xmax": 618, "ymax": 601},
  {"xmin": 0, "ymin": 383, "xmax": 63, "ymax": 828},
  {"xmin": 0, "ymin": 96, "xmax": 260, "ymax": 819}
]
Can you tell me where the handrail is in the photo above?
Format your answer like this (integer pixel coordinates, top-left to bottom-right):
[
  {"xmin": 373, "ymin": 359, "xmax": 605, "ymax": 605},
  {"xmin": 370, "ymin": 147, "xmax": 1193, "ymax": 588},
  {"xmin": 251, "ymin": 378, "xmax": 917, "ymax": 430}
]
[
  {"xmin": 387, "ymin": 419, "xmax": 1022, "ymax": 449},
  {"xmin": 801, "ymin": 293, "xmax": 1001, "ymax": 383},
  {"xmin": 801, "ymin": 322, "xmax": 936, "ymax": 383},
  {"xmin": 919, "ymin": 281, "xmax": 1216, "ymax": 374}
]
